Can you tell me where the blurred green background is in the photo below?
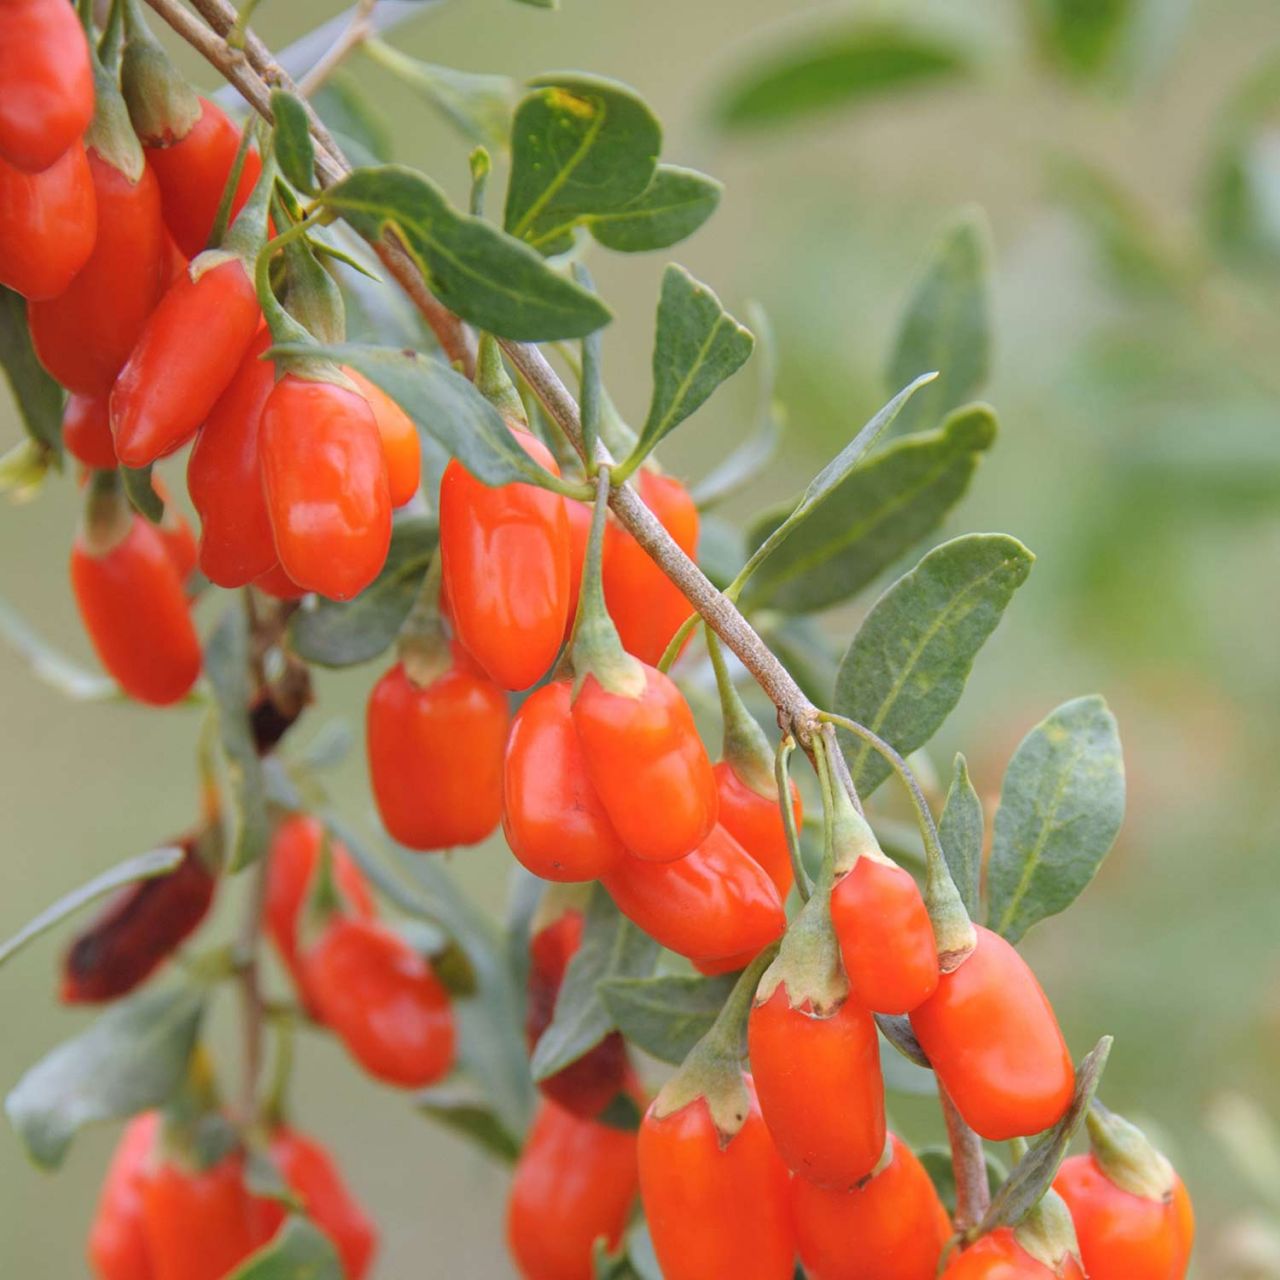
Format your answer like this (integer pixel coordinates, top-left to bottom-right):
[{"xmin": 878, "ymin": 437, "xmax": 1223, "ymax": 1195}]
[{"xmin": 3, "ymin": 0, "xmax": 1279, "ymax": 1274}]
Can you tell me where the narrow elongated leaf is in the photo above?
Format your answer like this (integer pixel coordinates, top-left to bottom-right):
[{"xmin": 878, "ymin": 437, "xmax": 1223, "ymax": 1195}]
[
  {"xmin": 530, "ymin": 886, "xmax": 660, "ymax": 1081},
  {"xmin": 6, "ymin": 984, "xmax": 205, "ymax": 1168},
  {"xmin": 205, "ymin": 604, "xmax": 269, "ymax": 872},
  {"xmin": 743, "ymin": 401, "xmax": 996, "ymax": 613},
  {"xmin": 714, "ymin": 22, "xmax": 968, "ymax": 130},
  {"xmin": 980, "ymin": 1038, "xmax": 1112, "ymax": 1231},
  {"xmin": 634, "ymin": 265, "xmax": 753, "ymax": 461},
  {"xmin": 1031, "ymin": 0, "xmax": 1136, "ymax": 78},
  {"xmin": 588, "ymin": 166, "xmax": 721, "ymax": 253},
  {"xmin": 270, "ymin": 89, "xmax": 316, "ymax": 193},
  {"xmin": 938, "ymin": 753, "xmax": 984, "ymax": 920},
  {"xmin": 597, "ymin": 973, "xmax": 736, "ymax": 1065},
  {"xmin": 271, "ymin": 342, "xmax": 553, "ymax": 490},
  {"xmin": 836, "ymin": 534, "xmax": 1034, "ymax": 795},
  {"xmin": 0, "ymin": 287, "xmax": 62, "ymax": 457},
  {"xmin": 288, "ymin": 516, "xmax": 436, "ymax": 667},
  {"xmin": 504, "ymin": 75, "xmax": 661, "ymax": 253},
  {"xmin": 321, "ymin": 166, "xmax": 611, "ymax": 340},
  {"xmin": 0, "ymin": 594, "xmax": 118, "ymax": 701},
  {"xmin": 121, "ymin": 465, "xmax": 164, "ymax": 524},
  {"xmin": 887, "ymin": 211, "xmax": 991, "ymax": 435},
  {"xmin": 416, "ymin": 1081, "xmax": 521, "ymax": 1163},
  {"xmin": 987, "ymin": 696, "xmax": 1125, "ymax": 942},
  {"xmin": 0, "ymin": 846, "xmax": 183, "ymax": 969},
  {"xmin": 228, "ymin": 1216, "xmax": 342, "ymax": 1280}
]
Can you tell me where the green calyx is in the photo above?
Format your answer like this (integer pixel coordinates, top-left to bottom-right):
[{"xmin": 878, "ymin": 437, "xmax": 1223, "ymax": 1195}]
[
  {"xmin": 755, "ymin": 871, "xmax": 847, "ymax": 1017},
  {"xmin": 1086, "ymin": 1102, "xmax": 1176, "ymax": 1201},
  {"xmin": 707, "ymin": 629, "xmax": 777, "ymax": 798},
  {"xmin": 280, "ymin": 234, "xmax": 346, "ymax": 347},
  {"xmin": 476, "ymin": 334, "xmax": 527, "ymax": 427},
  {"xmin": 159, "ymin": 1045, "xmax": 238, "ymax": 1172},
  {"xmin": 120, "ymin": 0, "xmax": 201, "ymax": 146},
  {"xmin": 570, "ymin": 470, "xmax": 647, "ymax": 700},
  {"xmin": 82, "ymin": 469, "xmax": 132, "ymax": 554},
  {"xmin": 396, "ymin": 556, "xmax": 452, "ymax": 689},
  {"xmin": 823, "ymin": 748, "xmax": 887, "ymax": 878},
  {"xmin": 81, "ymin": 12, "xmax": 146, "ymax": 183},
  {"xmin": 1014, "ymin": 1188, "xmax": 1083, "ymax": 1273},
  {"xmin": 653, "ymin": 942, "xmax": 779, "ymax": 1141}
]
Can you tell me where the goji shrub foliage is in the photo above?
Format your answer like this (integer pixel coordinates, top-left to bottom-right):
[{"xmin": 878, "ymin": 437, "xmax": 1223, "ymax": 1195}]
[{"xmin": 0, "ymin": 1, "xmax": 1200, "ymax": 1277}]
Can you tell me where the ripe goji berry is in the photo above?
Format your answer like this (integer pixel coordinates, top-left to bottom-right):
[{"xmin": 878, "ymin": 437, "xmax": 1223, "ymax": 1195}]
[
  {"xmin": 1053, "ymin": 1106, "xmax": 1194, "ymax": 1280},
  {"xmin": 366, "ymin": 653, "xmax": 509, "ymax": 851},
  {"xmin": 146, "ymin": 97, "xmax": 262, "ymax": 259},
  {"xmin": 638, "ymin": 1076, "xmax": 795, "ymax": 1280},
  {"xmin": 792, "ymin": 1132, "xmax": 952, "ymax": 1280},
  {"xmin": 503, "ymin": 681, "xmax": 625, "ymax": 882},
  {"xmin": 87, "ymin": 1111, "xmax": 159, "ymax": 1280},
  {"xmin": 269, "ymin": 1127, "xmax": 378, "ymax": 1279},
  {"xmin": 507, "ymin": 1097, "xmax": 639, "ymax": 1280},
  {"xmin": 941, "ymin": 1226, "xmax": 1085, "ymax": 1278},
  {"xmin": 28, "ymin": 151, "xmax": 168, "ymax": 394},
  {"xmin": 111, "ymin": 255, "xmax": 261, "ymax": 467},
  {"xmin": 910, "ymin": 925, "xmax": 1073, "ymax": 1141},
  {"xmin": 63, "ymin": 391, "xmax": 117, "ymax": 470},
  {"xmin": 713, "ymin": 761, "xmax": 799, "ymax": 899},
  {"xmin": 602, "ymin": 470, "xmax": 697, "ymax": 665},
  {"xmin": 259, "ymin": 373, "xmax": 391, "ymax": 601},
  {"xmin": 151, "ymin": 479, "xmax": 197, "ymax": 588},
  {"xmin": 344, "ymin": 367, "xmax": 420, "ymax": 507},
  {"xmin": 253, "ymin": 561, "xmax": 307, "ymax": 600},
  {"xmin": 602, "ymin": 824, "xmax": 786, "ymax": 963},
  {"xmin": 0, "ymin": 0, "xmax": 94, "ymax": 173},
  {"xmin": 439, "ymin": 429, "xmax": 570, "ymax": 690},
  {"xmin": 0, "ymin": 142, "xmax": 96, "ymax": 300},
  {"xmin": 572, "ymin": 663, "xmax": 717, "ymax": 863},
  {"xmin": 264, "ymin": 815, "xmax": 375, "ymax": 1018},
  {"xmin": 61, "ymin": 840, "xmax": 215, "ymax": 1003},
  {"xmin": 70, "ymin": 498, "xmax": 201, "ymax": 706},
  {"xmin": 186, "ymin": 328, "xmax": 277, "ymax": 587},
  {"xmin": 303, "ymin": 915, "xmax": 456, "ymax": 1088},
  {"xmin": 748, "ymin": 985, "xmax": 885, "ymax": 1189},
  {"xmin": 525, "ymin": 910, "xmax": 631, "ymax": 1119}
]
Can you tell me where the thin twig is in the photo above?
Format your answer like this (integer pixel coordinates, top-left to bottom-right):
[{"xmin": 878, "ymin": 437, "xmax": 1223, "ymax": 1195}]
[
  {"xmin": 297, "ymin": 0, "xmax": 376, "ymax": 97},
  {"xmin": 940, "ymin": 1083, "xmax": 991, "ymax": 1231}
]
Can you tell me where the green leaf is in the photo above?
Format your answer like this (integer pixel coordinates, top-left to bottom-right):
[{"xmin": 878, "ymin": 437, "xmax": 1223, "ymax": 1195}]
[
  {"xmin": 272, "ymin": 342, "xmax": 557, "ymax": 491},
  {"xmin": 504, "ymin": 74, "xmax": 661, "ymax": 254},
  {"xmin": 205, "ymin": 604, "xmax": 270, "ymax": 872},
  {"xmin": 875, "ymin": 1013, "xmax": 930, "ymax": 1069},
  {"xmin": 416, "ymin": 1080, "xmax": 521, "ymax": 1163},
  {"xmin": 6, "ymin": 984, "xmax": 205, "ymax": 1169},
  {"xmin": 270, "ymin": 89, "xmax": 316, "ymax": 193},
  {"xmin": 714, "ymin": 21, "xmax": 968, "ymax": 130},
  {"xmin": 938, "ymin": 753, "xmax": 984, "ymax": 920},
  {"xmin": 1030, "ymin": 0, "xmax": 1136, "ymax": 79},
  {"xmin": 597, "ymin": 973, "xmax": 736, "ymax": 1065},
  {"xmin": 511, "ymin": 0, "xmax": 556, "ymax": 7},
  {"xmin": 835, "ymin": 533, "xmax": 1034, "ymax": 796},
  {"xmin": 632, "ymin": 265, "xmax": 753, "ymax": 462},
  {"xmin": 121, "ymin": 464, "xmax": 164, "ymax": 524},
  {"xmin": 320, "ymin": 166, "xmax": 611, "ymax": 341},
  {"xmin": 0, "ymin": 593, "xmax": 118, "ymax": 701},
  {"xmin": 979, "ymin": 1038, "xmax": 1112, "ymax": 1232},
  {"xmin": 362, "ymin": 41, "xmax": 514, "ymax": 151},
  {"xmin": 0, "ymin": 846, "xmax": 184, "ymax": 969},
  {"xmin": 313, "ymin": 72, "xmax": 392, "ymax": 167},
  {"xmin": 742, "ymin": 399, "xmax": 995, "ymax": 614},
  {"xmin": 0, "ymin": 287, "xmax": 62, "ymax": 458},
  {"xmin": 228, "ymin": 1216, "xmax": 342, "ymax": 1280},
  {"xmin": 530, "ymin": 885, "xmax": 660, "ymax": 1081},
  {"xmin": 917, "ymin": 1147, "xmax": 1006, "ymax": 1219},
  {"xmin": 587, "ymin": 165, "xmax": 721, "ymax": 253},
  {"xmin": 288, "ymin": 516, "xmax": 436, "ymax": 667},
  {"xmin": 987, "ymin": 696, "xmax": 1126, "ymax": 942},
  {"xmin": 887, "ymin": 211, "xmax": 991, "ymax": 436}
]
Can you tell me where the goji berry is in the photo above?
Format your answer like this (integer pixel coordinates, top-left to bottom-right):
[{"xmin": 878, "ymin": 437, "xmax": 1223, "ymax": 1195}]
[
  {"xmin": 0, "ymin": 0, "xmax": 94, "ymax": 174},
  {"xmin": 792, "ymin": 1133, "xmax": 952, "ymax": 1280},
  {"xmin": 186, "ymin": 328, "xmax": 278, "ymax": 587},
  {"xmin": 714, "ymin": 761, "xmax": 799, "ymax": 899},
  {"xmin": 910, "ymin": 925, "xmax": 1073, "ymax": 1141},
  {"xmin": 259, "ymin": 373, "xmax": 391, "ymax": 601},
  {"xmin": 63, "ymin": 391, "xmax": 117, "ymax": 470},
  {"xmin": 61, "ymin": 840, "xmax": 215, "ymax": 1003},
  {"xmin": 941, "ymin": 1226, "xmax": 1085, "ymax": 1278},
  {"xmin": 344, "ymin": 367, "xmax": 420, "ymax": 507},
  {"xmin": 572, "ymin": 662, "xmax": 717, "ymax": 863},
  {"xmin": 503, "ymin": 681, "xmax": 625, "ymax": 882},
  {"xmin": 507, "ymin": 1097, "xmax": 639, "ymax": 1280},
  {"xmin": 366, "ymin": 653, "xmax": 509, "ymax": 851},
  {"xmin": 303, "ymin": 915, "xmax": 456, "ymax": 1088},
  {"xmin": 253, "ymin": 561, "xmax": 307, "ymax": 600},
  {"xmin": 602, "ymin": 470, "xmax": 697, "ymax": 665},
  {"xmin": 602, "ymin": 824, "xmax": 785, "ymax": 963},
  {"xmin": 638, "ymin": 1076, "xmax": 795, "ymax": 1280},
  {"xmin": 439, "ymin": 429, "xmax": 570, "ymax": 690},
  {"xmin": 0, "ymin": 142, "xmax": 96, "ymax": 300},
  {"xmin": 87, "ymin": 1111, "xmax": 159, "ymax": 1280}
]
